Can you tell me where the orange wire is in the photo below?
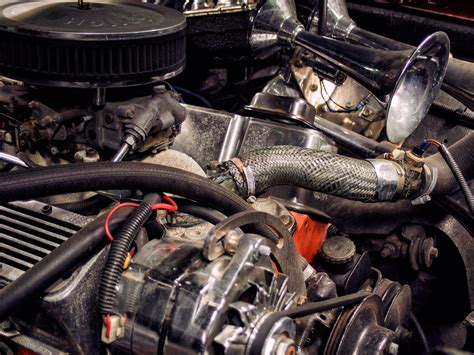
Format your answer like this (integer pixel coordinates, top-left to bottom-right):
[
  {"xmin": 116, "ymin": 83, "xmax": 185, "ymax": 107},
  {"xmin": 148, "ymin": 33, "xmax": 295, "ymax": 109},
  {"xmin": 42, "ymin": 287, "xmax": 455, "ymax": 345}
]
[{"xmin": 426, "ymin": 138, "xmax": 442, "ymax": 147}]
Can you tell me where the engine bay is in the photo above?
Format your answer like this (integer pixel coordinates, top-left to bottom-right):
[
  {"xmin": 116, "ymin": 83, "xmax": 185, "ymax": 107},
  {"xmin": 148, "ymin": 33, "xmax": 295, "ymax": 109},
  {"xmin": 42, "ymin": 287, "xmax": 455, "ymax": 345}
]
[{"xmin": 0, "ymin": 0, "xmax": 473, "ymax": 354}]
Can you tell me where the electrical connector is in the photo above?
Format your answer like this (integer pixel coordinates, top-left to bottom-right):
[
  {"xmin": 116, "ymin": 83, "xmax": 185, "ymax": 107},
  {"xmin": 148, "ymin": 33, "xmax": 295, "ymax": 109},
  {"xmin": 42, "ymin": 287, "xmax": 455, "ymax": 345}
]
[{"xmin": 101, "ymin": 314, "xmax": 126, "ymax": 344}]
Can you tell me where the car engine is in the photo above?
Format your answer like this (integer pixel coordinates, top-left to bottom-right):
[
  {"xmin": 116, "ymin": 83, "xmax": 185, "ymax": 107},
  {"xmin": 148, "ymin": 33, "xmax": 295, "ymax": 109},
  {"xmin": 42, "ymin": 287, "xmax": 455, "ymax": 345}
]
[{"xmin": 0, "ymin": 0, "xmax": 473, "ymax": 354}]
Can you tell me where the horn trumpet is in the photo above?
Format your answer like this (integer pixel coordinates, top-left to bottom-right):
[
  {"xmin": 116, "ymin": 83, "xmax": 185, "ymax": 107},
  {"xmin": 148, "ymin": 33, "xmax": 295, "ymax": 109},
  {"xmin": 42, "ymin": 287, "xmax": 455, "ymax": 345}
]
[
  {"xmin": 308, "ymin": 0, "xmax": 474, "ymax": 111},
  {"xmin": 249, "ymin": 0, "xmax": 450, "ymax": 143}
]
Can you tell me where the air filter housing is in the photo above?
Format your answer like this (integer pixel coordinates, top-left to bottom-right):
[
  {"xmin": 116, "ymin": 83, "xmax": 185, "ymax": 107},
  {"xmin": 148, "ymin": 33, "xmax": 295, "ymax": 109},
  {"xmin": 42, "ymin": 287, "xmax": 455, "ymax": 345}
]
[{"xmin": 0, "ymin": 1, "xmax": 186, "ymax": 87}]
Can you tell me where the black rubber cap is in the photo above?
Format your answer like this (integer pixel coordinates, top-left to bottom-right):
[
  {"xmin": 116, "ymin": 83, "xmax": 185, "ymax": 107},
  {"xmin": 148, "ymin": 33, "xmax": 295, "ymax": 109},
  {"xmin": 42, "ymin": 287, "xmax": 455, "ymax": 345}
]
[{"xmin": 321, "ymin": 236, "xmax": 356, "ymax": 265}]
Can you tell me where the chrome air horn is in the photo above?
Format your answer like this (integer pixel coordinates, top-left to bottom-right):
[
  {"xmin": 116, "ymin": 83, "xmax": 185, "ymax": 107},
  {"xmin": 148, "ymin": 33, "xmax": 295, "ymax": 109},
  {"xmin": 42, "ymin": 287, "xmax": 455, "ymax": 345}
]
[{"xmin": 249, "ymin": 0, "xmax": 450, "ymax": 143}]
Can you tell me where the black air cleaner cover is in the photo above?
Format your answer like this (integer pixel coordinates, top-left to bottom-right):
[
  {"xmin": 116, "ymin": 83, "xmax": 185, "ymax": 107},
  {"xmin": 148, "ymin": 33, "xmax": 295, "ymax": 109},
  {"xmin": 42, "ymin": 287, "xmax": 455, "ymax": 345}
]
[{"xmin": 0, "ymin": 1, "xmax": 186, "ymax": 87}]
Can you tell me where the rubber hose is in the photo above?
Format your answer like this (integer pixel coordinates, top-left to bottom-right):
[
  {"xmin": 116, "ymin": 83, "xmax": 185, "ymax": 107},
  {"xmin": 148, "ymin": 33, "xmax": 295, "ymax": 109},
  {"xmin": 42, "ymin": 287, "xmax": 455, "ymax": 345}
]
[
  {"xmin": 99, "ymin": 193, "xmax": 159, "ymax": 314},
  {"xmin": 173, "ymin": 197, "xmax": 227, "ymax": 224},
  {"xmin": 318, "ymin": 0, "xmax": 328, "ymax": 35},
  {"xmin": 226, "ymin": 146, "xmax": 378, "ymax": 200},
  {"xmin": 0, "ymin": 162, "xmax": 278, "ymax": 242},
  {"xmin": 438, "ymin": 144, "xmax": 474, "ymax": 214},
  {"xmin": 54, "ymin": 194, "xmax": 112, "ymax": 215},
  {"xmin": 426, "ymin": 133, "xmax": 474, "ymax": 195},
  {"xmin": 0, "ymin": 207, "xmax": 133, "ymax": 320},
  {"xmin": 410, "ymin": 312, "xmax": 430, "ymax": 353}
]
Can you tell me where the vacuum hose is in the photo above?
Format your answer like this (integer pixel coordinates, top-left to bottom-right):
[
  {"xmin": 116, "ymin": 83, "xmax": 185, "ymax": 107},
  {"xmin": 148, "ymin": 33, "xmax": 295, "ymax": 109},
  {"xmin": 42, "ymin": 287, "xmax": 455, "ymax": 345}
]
[
  {"xmin": 225, "ymin": 146, "xmax": 404, "ymax": 201},
  {"xmin": 0, "ymin": 162, "xmax": 278, "ymax": 242}
]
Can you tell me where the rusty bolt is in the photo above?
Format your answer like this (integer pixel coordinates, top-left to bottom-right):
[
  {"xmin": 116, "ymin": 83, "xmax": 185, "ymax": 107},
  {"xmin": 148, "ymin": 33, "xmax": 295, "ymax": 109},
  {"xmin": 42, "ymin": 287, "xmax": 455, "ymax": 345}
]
[
  {"xmin": 381, "ymin": 244, "xmax": 397, "ymax": 258},
  {"xmin": 86, "ymin": 148, "xmax": 96, "ymax": 158},
  {"xmin": 429, "ymin": 247, "xmax": 439, "ymax": 260},
  {"xmin": 280, "ymin": 214, "xmax": 292, "ymax": 227}
]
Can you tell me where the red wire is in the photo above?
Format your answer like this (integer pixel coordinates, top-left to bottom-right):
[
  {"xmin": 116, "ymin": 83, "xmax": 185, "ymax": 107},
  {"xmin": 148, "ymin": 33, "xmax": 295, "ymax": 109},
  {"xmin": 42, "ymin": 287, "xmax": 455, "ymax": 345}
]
[
  {"xmin": 162, "ymin": 194, "xmax": 177, "ymax": 209},
  {"xmin": 102, "ymin": 196, "xmax": 178, "ymax": 331},
  {"xmin": 104, "ymin": 202, "xmax": 140, "ymax": 241},
  {"xmin": 105, "ymin": 313, "xmax": 111, "ymax": 338},
  {"xmin": 104, "ymin": 196, "xmax": 178, "ymax": 241}
]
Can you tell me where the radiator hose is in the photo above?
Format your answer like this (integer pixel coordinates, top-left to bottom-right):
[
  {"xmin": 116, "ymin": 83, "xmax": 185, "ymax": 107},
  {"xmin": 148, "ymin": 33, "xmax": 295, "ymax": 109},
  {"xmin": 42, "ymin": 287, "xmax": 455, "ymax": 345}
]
[
  {"xmin": 224, "ymin": 146, "xmax": 404, "ymax": 201},
  {"xmin": 224, "ymin": 137, "xmax": 474, "ymax": 202}
]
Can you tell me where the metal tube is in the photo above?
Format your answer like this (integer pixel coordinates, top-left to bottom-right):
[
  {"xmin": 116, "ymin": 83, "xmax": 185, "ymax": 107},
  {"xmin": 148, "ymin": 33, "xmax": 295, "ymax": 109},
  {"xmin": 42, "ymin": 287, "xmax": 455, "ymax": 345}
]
[
  {"xmin": 0, "ymin": 152, "xmax": 29, "ymax": 168},
  {"xmin": 112, "ymin": 143, "xmax": 131, "ymax": 162},
  {"xmin": 311, "ymin": 114, "xmax": 397, "ymax": 157}
]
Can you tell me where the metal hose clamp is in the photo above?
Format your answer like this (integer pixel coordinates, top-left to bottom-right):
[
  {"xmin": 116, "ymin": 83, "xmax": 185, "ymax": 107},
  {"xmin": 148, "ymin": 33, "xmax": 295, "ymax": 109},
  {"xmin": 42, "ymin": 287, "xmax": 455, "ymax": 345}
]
[
  {"xmin": 367, "ymin": 159, "xmax": 405, "ymax": 201},
  {"xmin": 229, "ymin": 157, "xmax": 256, "ymax": 197},
  {"xmin": 411, "ymin": 165, "xmax": 438, "ymax": 205}
]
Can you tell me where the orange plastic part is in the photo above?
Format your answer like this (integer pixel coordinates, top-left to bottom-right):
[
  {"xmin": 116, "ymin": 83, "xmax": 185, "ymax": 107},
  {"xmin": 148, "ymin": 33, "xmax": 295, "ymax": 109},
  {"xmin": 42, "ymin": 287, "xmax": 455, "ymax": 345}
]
[{"xmin": 290, "ymin": 211, "xmax": 330, "ymax": 264}]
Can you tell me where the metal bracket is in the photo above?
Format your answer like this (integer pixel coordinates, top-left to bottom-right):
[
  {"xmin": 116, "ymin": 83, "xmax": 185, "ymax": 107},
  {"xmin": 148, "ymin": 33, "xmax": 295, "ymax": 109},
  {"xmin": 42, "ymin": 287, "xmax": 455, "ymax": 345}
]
[{"xmin": 203, "ymin": 210, "xmax": 290, "ymax": 261}]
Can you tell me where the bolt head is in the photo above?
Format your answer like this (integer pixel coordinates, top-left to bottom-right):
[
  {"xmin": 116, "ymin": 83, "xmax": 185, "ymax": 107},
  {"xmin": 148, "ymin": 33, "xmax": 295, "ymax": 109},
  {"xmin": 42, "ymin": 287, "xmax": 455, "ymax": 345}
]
[
  {"xmin": 258, "ymin": 245, "xmax": 272, "ymax": 256},
  {"xmin": 247, "ymin": 196, "xmax": 257, "ymax": 203},
  {"xmin": 388, "ymin": 342, "xmax": 399, "ymax": 354},
  {"xmin": 429, "ymin": 247, "xmax": 438, "ymax": 259}
]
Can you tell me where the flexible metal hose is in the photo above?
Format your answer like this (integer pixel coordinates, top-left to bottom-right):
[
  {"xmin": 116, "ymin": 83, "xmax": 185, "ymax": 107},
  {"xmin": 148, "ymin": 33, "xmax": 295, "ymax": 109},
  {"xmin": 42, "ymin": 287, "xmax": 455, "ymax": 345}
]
[{"xmin": 226, "ymin": 146, "xmax": 380, "ymax": 201}]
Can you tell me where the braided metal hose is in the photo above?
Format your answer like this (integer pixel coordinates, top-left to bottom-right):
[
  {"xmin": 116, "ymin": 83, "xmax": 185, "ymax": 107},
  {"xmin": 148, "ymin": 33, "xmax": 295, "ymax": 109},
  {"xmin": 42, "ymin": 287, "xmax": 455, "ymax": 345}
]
[{"xmin": 225, "ymin": 146, "xmax": 403, "ymax": 201}]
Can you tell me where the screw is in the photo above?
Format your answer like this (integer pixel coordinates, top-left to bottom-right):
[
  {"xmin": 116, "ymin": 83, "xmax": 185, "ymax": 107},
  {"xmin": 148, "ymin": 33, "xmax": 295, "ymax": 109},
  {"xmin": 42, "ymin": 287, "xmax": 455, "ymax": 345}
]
[
  {"xmin": 310, "ymin": 83, "xmax": 318, "ymax": 91},
  {"xmin": 362, "ymin": 108, "xmax": 373, "ymax": 117},
  {"xmin": 41, "ymin": 205, "xmax": 52, "ymax": 215}
]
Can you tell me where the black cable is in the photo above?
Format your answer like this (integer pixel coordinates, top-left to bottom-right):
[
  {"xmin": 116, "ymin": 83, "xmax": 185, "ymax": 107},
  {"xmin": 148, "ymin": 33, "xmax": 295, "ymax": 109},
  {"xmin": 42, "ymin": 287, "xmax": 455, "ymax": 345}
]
[
  {"xmin": 172, "ymin": 197, "xmax": 227, "ymax": 225},
  {"xmin": 320, "ymin": 80, "xmax": 368, "ymax": 113},
  {"xmin": 172, "ymin": 85, "xmax": 212, "ymax": 108},
  {"xmin": 318, "ymin": 0, "xmax": 328, "ymax": 35},
  {"xmin": 306, "ymin": 1, "xmax": 318, "ymax": 31},
  {"xmin": 410, "ymin": 311, "xmax": 430, "ymax": 353},
  {"xmin": 433, "ymin": 196, "xmax": 474, "ymax": 235},
  {"xmin": 437, "ymin": 143, "xmax": 474, "ymax": 215},
  {"xmin": 54, "ymin": 194, "xmax": 113, "ymax": 216},
  {"xmin": 0, "ymin": 112, "xmax": 22, "ymax": 126}
]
